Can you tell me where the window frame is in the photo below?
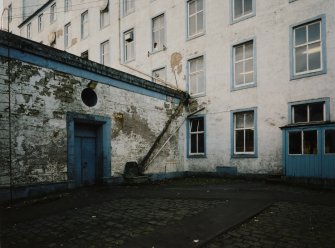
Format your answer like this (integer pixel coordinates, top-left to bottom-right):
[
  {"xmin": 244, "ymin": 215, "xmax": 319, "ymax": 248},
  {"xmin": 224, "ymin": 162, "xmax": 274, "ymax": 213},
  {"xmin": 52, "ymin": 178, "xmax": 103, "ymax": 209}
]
[
  {"xmin": 186, "ymin": 0, "xmax": 205, "ymax": 40},
  {"xmin": 64, "ymin": 22, "xmax": 71, "ymax": 49},
  {"xmin": 50, "ymin": 3, "xmax": 57, "ymax": 23},
  {"xmin": 81, "ymin": 10, "xmax": 89, "ymax": 40},
  {"xmin": 100, "ymin": 40, "xmax": 110, "ymax": 66},
  {"xmin": 230, "ymin": 0, "xmax": 256, "ymax": 24},
  {"xmin": 64, "ymin": 0, "xmax": 71, "ymax": 12},
  {"xmin": 187, "ymin": 55, "xmax": 206, "ymax": 97},
  {"xmin": 187, "ymin": 115, "xmax": 206, "ymax": 158},
  {"xmin": 288, "ymin": 98, "xmax": 330, "ymax": 124},
  {"xmin": 123, "ymin": 28, "xmax": 135, "ymax": 63},
  {"xmin": 289, "ymin": 14, "xmax": 327, "ymax": 80},
  {"xmin": 231, "ymin": 38, "xmax": 257, "ymax": 91},
  {"xmin": 27, "ymin": 23, "xmax": 31, "ymax": 39},
  {"xmin": 231, "ymin": 107, "xmax": 258, "ymax": 158},
  {"xmin": 100, "ymin": 2, "xmax": 110, "ymax": 29},
  {"xmin": 152, "ymin": 13, "xmax": 166, "ymax": 53},
  {"xmin": 123, "ymin": 0, "xmax": 135, "ymax": 16},
  {"xmin": 8, "ymin": 4, "xmax": 12, "ymax": 23},
  {"xmin": 38, "ymin": 14, "xmax": 43, "ymax": 32}
]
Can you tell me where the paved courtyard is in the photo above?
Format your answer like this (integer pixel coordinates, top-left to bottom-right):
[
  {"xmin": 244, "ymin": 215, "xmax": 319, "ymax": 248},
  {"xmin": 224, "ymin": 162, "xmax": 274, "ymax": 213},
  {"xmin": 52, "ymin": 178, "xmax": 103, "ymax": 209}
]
[{"xmin": 1, "ymin": 178, "xmax": 335, "ymax": 248}]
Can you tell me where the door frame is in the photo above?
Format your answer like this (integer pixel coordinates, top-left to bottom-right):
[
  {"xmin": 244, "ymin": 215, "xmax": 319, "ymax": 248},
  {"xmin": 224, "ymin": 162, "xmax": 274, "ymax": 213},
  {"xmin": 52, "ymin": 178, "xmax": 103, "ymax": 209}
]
[{"xmin": 67, "ymin": 112, "xmax": 111, "ymax": 186}]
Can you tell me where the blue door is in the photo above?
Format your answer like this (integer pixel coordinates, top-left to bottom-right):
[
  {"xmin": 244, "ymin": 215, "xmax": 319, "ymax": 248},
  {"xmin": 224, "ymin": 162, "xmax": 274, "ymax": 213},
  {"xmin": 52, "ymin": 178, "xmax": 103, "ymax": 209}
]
[{"xmin": 74, "ymin": 124, "xmax": 97, "ymax": 185}]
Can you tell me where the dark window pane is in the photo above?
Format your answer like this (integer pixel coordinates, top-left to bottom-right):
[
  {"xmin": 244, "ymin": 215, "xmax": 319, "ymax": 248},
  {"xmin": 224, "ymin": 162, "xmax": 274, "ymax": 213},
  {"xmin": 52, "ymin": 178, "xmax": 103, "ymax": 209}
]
[
  {"xmin": 235, "ymin": 130, "xmax": 244, "ymax": 152},
  {"xmin": 308, "ymin": 22, "xmax": 320, "ymax": 42},
  {"xmin": 245, "ymin": 129, "xmax": 254, "ymax": 152},
  {"xmin": 190, "ymin": 119, "xmax": 198, "ymax": 132},
  {"xmin": 294, "ymin": 104, "xmax": 308, "ymax": 123},
  {"xmin": 295, "ymin": 26, "xmax": 306, "ymax": 46},
  {"xmin": 244, "ymin": 0, "xmax": 253, "ymax": 15},
  {"xmin": 198, "ymin": 118, "xmax": 204, "ymax": 131},
  {"xmin": 325, "ymin": 130, "xmax": 335, "ymax": 154},
  {"xmin": 303, "ymin": 130, "xmax": 317, "ymax": 154},
  {"xmin": 308, "ymin": 42, "xmax": 321, "ymax": 71},
  {"xmin": 234, "ymin": 0, "xmax": 243, "ymax": 19},
  {"xmin": 295, "ymin": 46, "xmax": 307, "ymax": 73},
  {"xmin": 198, "ymin": 133, "xmax": 204, "ymax": 153},
  {"xmin": 190, "ymin": 134, "xmax": 197, "ymax": 153},
  {"xmin": 289, "ymin": 131, "xmax": 302, "ymax": 154},
  {"xmin": 309, "ymin": 102, "xmax": 324, "ymax": 122}
]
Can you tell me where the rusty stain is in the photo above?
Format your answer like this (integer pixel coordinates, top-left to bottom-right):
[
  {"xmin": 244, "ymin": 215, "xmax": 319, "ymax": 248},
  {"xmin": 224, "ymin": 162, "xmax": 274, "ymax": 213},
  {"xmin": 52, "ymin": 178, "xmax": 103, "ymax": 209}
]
[
  {"xmin": 71, "ymin": 38, "xmax": 77, "ymax": 46},
  {"xmin": 170, "ymin": 52, "xmax": 183, "ymax": 74}
]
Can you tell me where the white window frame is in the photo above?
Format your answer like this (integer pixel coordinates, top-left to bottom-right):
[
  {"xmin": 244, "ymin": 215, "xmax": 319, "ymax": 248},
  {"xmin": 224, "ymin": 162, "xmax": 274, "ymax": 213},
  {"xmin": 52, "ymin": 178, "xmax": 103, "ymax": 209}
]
[
  {"xmin": 81, "ymin": 11, "xmax": 89, "ymax": 39},
  {"xmin": 100, "ymin": 40, "xmax": 110, "ymax": 66},
  {"xmin": 231, "ymin": 0, "xmax": 255, "ymax": 23},
  {"xmin": 187, "ymin": 0, "xmax": 205, "ymax": 39},
  {"xmin": 27, "ymin": 23, "xmax": 31, "ymax": 39},
  {"xmin": 38, "ymin": 14, "xmax": 43, "ymax": 32},
  {"xmin": 152, "ymin": 14, "xmax": 165, "ymax": 52},
  {"xmin": 124, "ymin": 29, "xmax": 135, "ymax": 62},
  {"xmin": 65, "ymin": 0, "xmax": 71, "ymax": 12},
  {"xmin": 64, "ymin": 22, "xmax": 71, "ymax": 48},
  {"xmin": 188, "ymin": 117, "xmax": 205, "ymax": 156},
  {"xmin": 100, "ymin": 7, "xmax": 110, "ymax": 29},
  {"xmin": 50, "ymin": 3, "xmax": 57, "ymax": 23},
  {"xmin": 234, "ymin": 111, "xmax": 255, "ymax": 155},
  {"xmin": 152, "ymin": 67, "xmax": 166, "ymax": 83},
  {"xmin": 188, "ymin": 56, "xmax": 205, "ymax": 97},
  {"xmin": 123, "ymin": 0, "xmax": 135, "ymax": 16}
]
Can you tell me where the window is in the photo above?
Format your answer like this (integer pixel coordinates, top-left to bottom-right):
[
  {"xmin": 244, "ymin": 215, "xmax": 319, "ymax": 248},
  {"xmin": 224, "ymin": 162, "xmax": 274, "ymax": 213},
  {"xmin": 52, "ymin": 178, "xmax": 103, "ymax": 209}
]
[
  {"xmin": 233, "ymin": 110, "xmax": 256, "ymax": 156},
  {"xmin": 81, "ymin": 50, "xmax": 89, "ymax": 60},
  {"xmin": 65, "ymin": 0, "xmax": 71, "ymax": 12},
  {"xmin": 152, "ymin": 67, "xmax": 166, "ymax": 83},
  {"xmin": 81, "ymin": 11, "xmax": 89, "ymax": 39},
  {"xmin": 232, "ymin": 0, "xmax": 255, "ymax": 22},
  {"xmin": 124, "ymin": 29, "xmax": 135, "ymax": 62},
  {"xmin": 8, "ymin": 4, "xmax": 12, "ymax": 23},
  {"xmin": 291, "ymin": 102, "xmax": 325, "ymax": 124},
  {"xmin": 325, "ymin": 130, "xmax": 335, "ymax": 154},
  {"xmin": 289, "ymin": 130, "xmax": 318, "ymax": 155},
  {"xmin": 50, "ymin": 3, "xmax": 56, "ymax": 23},
  {"xmin": 152, "ymin": 14, "xmax": 165, "ymax": 52},
  {"xmin": 27, "ymin": 23, "xmax": 31, "ymax": 39},
  {"xmin": 188, "ymin": 56, "xmax": 205, "ymax": 96},
  {"xmin": 290, "ymin": 15, "xmax": 326, "ymax": 79},
  {"xmin": 64, "ymin": 22, "xmax": 71, "ymax": 48},
  {"xmin": 100, "ymin": 4, "xmax": 110, "ymax": 29},
  {"xmin": 233, "ymin": 40, "xmax": 255, "ymax": 89},
  {"xmin": 123, "ymin": 0, "xmax": 135, "ymax": 16},
  {"xmin": 187, "ymin": 0, "xmax": 204, "ymax": 38},
  {"xmin": 188, "ymin": 117, "xmax": 205, "ymax": 156},
  {"xmin": 100, "ymin": 40, "xmax": 110, "ymax": 66},
  {"xmin": 38, "ymin": 14, "xmax": 43, "ymax": 32}
]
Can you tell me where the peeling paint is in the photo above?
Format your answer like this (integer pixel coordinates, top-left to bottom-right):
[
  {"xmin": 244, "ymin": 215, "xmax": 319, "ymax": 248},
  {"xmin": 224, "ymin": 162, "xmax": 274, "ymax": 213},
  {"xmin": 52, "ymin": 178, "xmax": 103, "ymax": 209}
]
[{"xmin": 170, "ymin": 52, "xmax": 183, "ymax": 75}]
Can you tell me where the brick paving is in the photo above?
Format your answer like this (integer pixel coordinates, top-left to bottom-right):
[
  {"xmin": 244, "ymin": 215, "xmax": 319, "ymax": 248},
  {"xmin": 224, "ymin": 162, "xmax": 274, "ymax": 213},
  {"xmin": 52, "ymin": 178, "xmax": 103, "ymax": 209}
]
[
  {"xmin": 2, "ymin": 198, "xmax": 224, "ymax": 248},
  {"xmin": 204, "ymin": 202, "xmax": 335, "ymax": 248}
]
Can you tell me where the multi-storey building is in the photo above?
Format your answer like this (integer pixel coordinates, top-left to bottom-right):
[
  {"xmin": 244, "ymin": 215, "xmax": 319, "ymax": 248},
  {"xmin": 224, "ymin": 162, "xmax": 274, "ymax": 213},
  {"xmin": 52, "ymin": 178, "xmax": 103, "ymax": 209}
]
[{"xmin": 2, "ymin": 0, "xmax": 335, "ymax": 180}]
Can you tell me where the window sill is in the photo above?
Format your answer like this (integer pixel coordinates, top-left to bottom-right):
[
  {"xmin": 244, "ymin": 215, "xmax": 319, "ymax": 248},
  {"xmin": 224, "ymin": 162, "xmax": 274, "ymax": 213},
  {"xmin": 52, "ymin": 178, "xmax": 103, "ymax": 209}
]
[
  {"xmin": 124, "ymin": 58, "xmax": 135, "ymax": 64},
  {"xmin": 150, "ymin": 48, "xmax": 166, "ymax": 55},
  {"xmin": 100, "ymin": 24, "xmax": 110, "ymax": 31},
  {"xmin": 231, "ymin": 13, "xmax": 256, "ymax": 25},
  {"xmin": 290, "ymin": 69, "xmax": 326, "ymax": 80},
  {"xmin": 188, "ymin": 154, "xmax": 206, "ymax": 159},
  {"xmin": 187, "ymin": 32, "xmax": 205, "ymax": 42},
  {"xmin": 231, "ymin": 83, "xmax": 256, "ymax": 92},
  {"xmin": 123, "ymin": 10, "xmax": 135, "ymax": 17},
  {"xmin": 231, "ymin": 153, "xmax": 257, "ymax": 159},
  {"xmin": 189, "ymin": 92, "xmax": 206, "ymax": 98}
]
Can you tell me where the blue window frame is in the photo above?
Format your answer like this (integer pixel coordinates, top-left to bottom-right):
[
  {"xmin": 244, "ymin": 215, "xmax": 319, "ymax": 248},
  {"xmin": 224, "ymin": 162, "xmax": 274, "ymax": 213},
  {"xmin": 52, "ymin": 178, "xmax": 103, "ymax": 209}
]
[
  {"xmin": 231, "ymin": 38, "xmax": 256, "ymax": 91},
  {"xmin": 289, "ymin": 15, "xmax": 327, "ymax": 80},
  {"xmin": 230, "ymin": 0, "xmax": 256, "ymax": 24},
  {"xmin": 187, "ymin": 116, "xmax": 206, "ymax": 157},
  {"xmin": 187, "ymin": 0, "xmax": 205, "ymax": 39},
  {"xmin": 231, "ymin": 108, "xmax": 257, "ymax": 158},
  {"xmin": 188, "ymin": 55, "xmax": 206, "ymax": 97}
]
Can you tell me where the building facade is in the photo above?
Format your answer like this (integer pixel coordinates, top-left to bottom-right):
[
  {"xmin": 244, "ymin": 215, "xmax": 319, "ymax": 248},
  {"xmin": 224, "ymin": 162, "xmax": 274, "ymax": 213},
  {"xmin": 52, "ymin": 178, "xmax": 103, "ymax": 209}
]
[{"xmin": 1, "ymin": 0, "xmax": 335, "ymax": 184}]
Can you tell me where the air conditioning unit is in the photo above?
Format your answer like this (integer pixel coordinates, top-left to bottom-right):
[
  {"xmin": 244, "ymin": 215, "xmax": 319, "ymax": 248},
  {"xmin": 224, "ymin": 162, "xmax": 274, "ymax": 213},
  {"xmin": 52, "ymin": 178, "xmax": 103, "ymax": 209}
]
[{"xmin": 125, "ymin": 32, "xmax": 133, "ymax": 42}]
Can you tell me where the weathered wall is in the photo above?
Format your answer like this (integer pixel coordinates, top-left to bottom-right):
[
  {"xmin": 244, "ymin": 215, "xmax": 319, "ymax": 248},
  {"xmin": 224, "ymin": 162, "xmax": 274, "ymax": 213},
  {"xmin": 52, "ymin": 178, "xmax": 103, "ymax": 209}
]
[{"xmin": 0, "ymin": 55, "xmax": 184, "ymax": 186}]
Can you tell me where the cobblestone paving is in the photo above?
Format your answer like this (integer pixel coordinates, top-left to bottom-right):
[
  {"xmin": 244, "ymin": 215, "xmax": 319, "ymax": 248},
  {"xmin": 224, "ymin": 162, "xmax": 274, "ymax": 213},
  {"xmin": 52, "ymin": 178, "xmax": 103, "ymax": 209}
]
[
  {"xmin": 2, "ymin": 198, "xmax": 223, "ymax": 248},
  {"xmin": 204, "ymin": 202, "xmax": 335, "ymax": 248}
]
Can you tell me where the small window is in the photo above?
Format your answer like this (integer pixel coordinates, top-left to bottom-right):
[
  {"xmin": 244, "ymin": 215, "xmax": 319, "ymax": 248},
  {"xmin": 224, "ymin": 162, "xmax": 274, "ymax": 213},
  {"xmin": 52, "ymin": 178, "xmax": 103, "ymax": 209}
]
[
  {"xmin": 100, "ymin": 40, "xmax": 110, "ymax": 66},
  {"xmin": 233, "ymin": 40, "xmax": 255, "ymax": 88},
  {"xmin": 152, "ymin": 14, "xmax": 165, "ymax": 52},
  {"xmin": 234, "ymin": 111, "xmax": 255, "ymax": 154},
  {"xmin": 27, "ymin": 23, "xmax": 31, "ymax": 39},
  {"xmin": 187, "ymin": 0, "xmax": 204, "ymax": 38},
  {"xmin": 64, "ymin": 22, "xmax": 71, "ymax": 48},
  {"xmin": 325, "ymin": 130, "xmax": 335, "ymax": 154},
  {"xmin": 38, "ymin": 14, "xmax": 43, "ymax": 32},
  {"xmin": 188, "ymin": 117, "xmax": 205, "ymax": 156},
  {"xmin": 100, "ymin": 1, "xmax": 110, "ymax": 29},
  {"xmin": 289, "ymin": 130, "xmax": 318, "ymax": 155},
  {"xmin": 232, "ymin": 0, "xmax": 254, "ymax": 22},
  {"xmin": 81, "ymin": 11, "xmax": 89, "ymax": 39},
  {"xmin": 65, "ymin": 0, "xmax": 72, "ymax": 12},
  {"xmin": 50, "ymin": 3, "xmax": 57, "ymax": 23},
  {"xmin": 123, "ymin": 0, "xmax": 135, "ymax": 16},
  {"xmin": 124, "ymin": 29, "xmax": 135, "ymax": 62},
  {"xmin": 152, "ymin": 67, "xmax": 166, "ymax": 83},
  {"xmin": 292, "ymin": 102, "xmax": 325, "ymax": 124},
  {"xmin": 81, "ymin": 50, "xmax": 89, "ymax": 60},
  {"xmin": 8, "ymin": 4, "xmax": 12, "ymax": 23},
  {"xmin": 188, "ymin": 56, "xmax": 205, "ymax": 96}
]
